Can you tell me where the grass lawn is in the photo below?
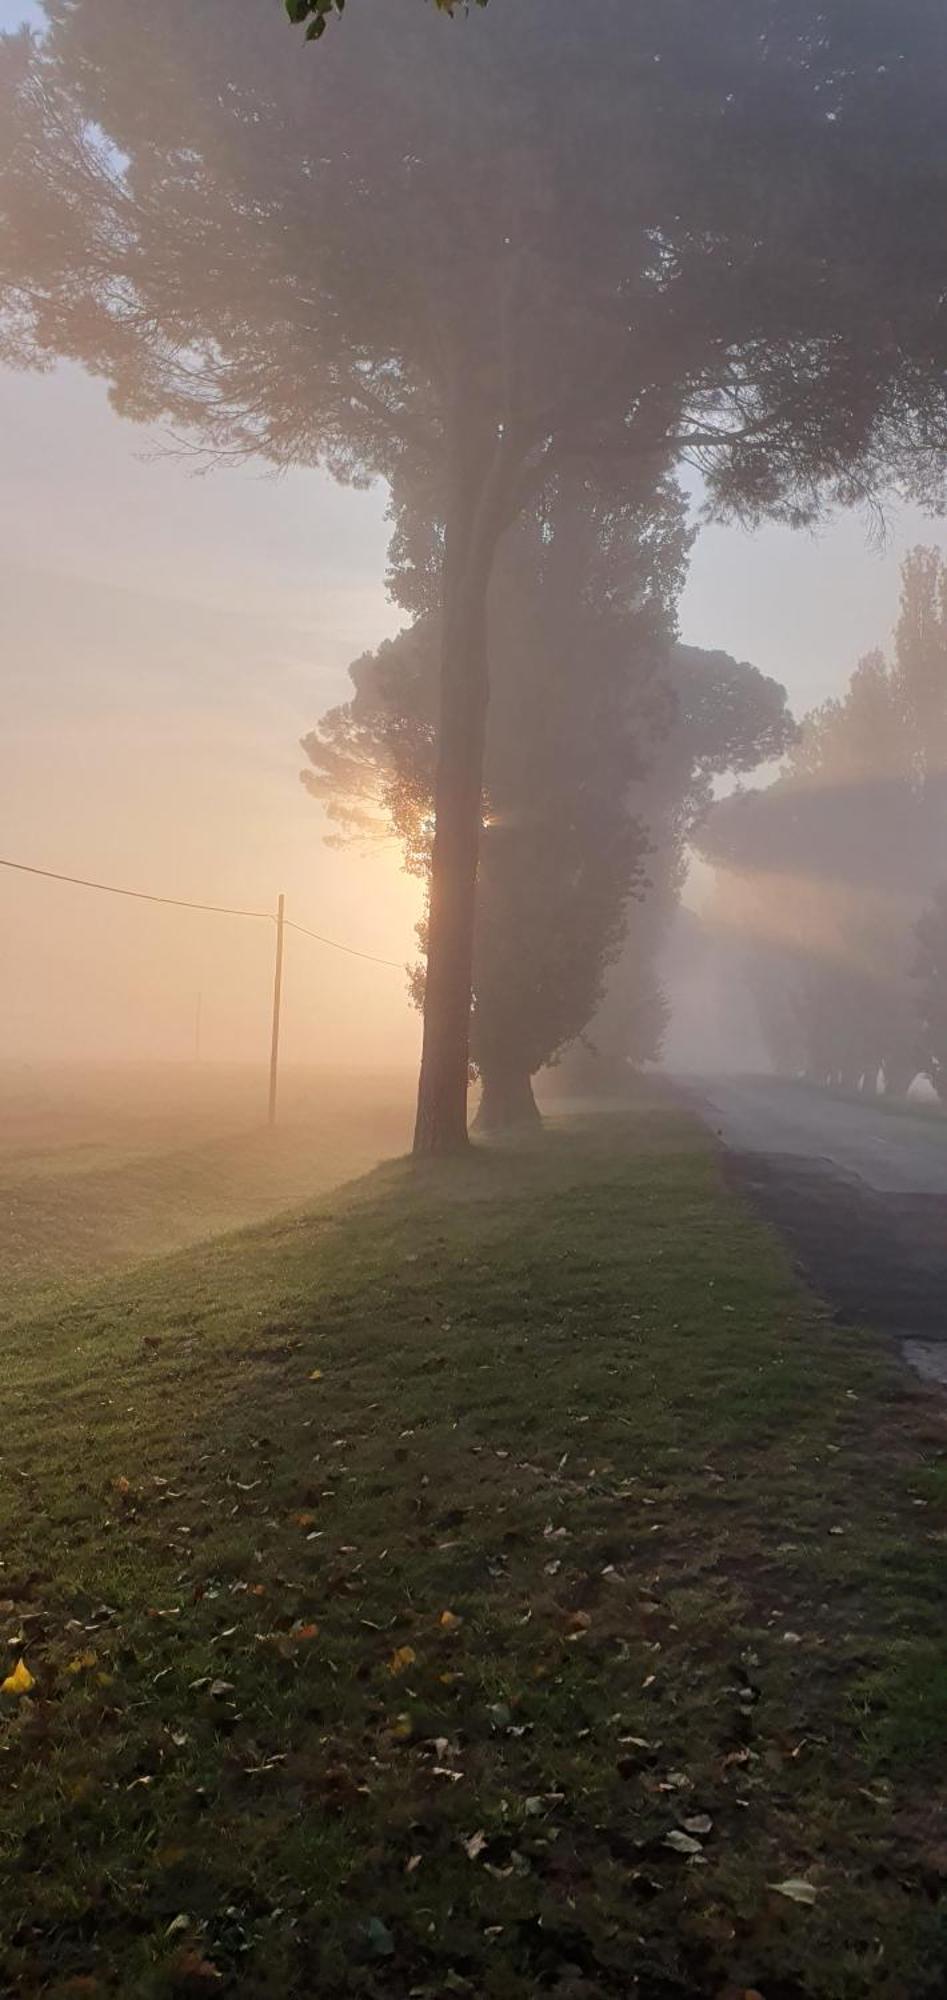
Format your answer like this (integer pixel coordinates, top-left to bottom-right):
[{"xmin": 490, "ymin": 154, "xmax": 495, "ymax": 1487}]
[
  {"xmin": 0, "ymin": 1062, "xmax": 415, "ymax": 1326},
  {"xmin": 1, "ymin": 1090, "xmax": 945, "ymax": 1998}
]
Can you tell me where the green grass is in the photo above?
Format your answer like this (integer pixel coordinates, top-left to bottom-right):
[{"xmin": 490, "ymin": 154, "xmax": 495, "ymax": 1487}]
[
  {"xmin": 1, "ymin": 1092, "xmax": 945, "ymax": 1998},
  {"xmin": 0, "ymin": 1061, "xmax": 414, "ymax": 1323}
]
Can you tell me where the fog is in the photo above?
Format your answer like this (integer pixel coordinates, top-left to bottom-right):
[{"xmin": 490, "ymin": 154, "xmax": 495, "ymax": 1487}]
[
  {"xmin": 3, "ymin": 349, "xmax": 939, "ymax": 1083},
  {"xmin": 5, "ymin": 5, "xmax": 947, "ymax": 1987},
  {"xmin": 2, "ymin": 0, "xmax": 946, "ymax": 1129}
]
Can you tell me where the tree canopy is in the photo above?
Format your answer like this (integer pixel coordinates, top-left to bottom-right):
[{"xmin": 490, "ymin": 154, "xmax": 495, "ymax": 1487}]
[
  {"xmin": 304, "ymin": 478, "xmax": 793, "ymax": 1120},
  {"xmin": 5, "ymin": 0, "xmax": 947, "ymax": 1144},
  {"xmin": 285, "ymin": 0, "xmax": 483, "ymax": 39}
]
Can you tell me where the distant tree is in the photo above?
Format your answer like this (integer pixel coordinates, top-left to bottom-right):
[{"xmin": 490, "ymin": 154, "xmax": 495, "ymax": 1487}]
[
  {"xmin": 561, "ymin": 646, "xmax": 796, "ymax": 1091},
  {"xmin": 914, "ymin": 886, "xmax": 947, "ymax": 1100},
  {"xmin": 5, "ymin": 2, "xmax": 947, "ymax": 1148},
  {"xmin": 305, "ymin": 471, "xmax": 691, "ymax": 1127},
  {"xmin": 699, "ymin": 549, "xmax": 947, "ymax": 1093}
]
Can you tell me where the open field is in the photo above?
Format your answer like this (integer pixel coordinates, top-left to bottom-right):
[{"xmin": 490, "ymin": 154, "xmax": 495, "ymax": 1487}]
[
  {"xmin": 1, "ymin": 1092, "xmax": 945, "ymax": 1998},
  {"xmin": 0, "ymin": 1062, "xmax": 416, "ymax": 1324}
]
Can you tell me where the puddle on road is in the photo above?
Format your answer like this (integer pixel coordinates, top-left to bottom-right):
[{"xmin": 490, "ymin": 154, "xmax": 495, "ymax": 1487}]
[{"xmin": 902, "ymin": 1341, "xmax": 947, "ymax": 1387}]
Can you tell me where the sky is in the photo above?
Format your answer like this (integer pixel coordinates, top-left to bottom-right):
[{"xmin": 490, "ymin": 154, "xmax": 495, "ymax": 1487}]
[{"xmin": 2, "ymin": 0, "xmax": 945, "ymax": 1071}]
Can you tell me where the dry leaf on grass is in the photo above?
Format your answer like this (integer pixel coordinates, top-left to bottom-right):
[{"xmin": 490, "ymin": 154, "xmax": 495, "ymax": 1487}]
[
  {"xmin": 769, "ymin": 1877, "xmax": 819, "ymax": 1906},
  {"xmin": 2, "ymin": 1657, "xmax": 34, "ymax": 1696}
]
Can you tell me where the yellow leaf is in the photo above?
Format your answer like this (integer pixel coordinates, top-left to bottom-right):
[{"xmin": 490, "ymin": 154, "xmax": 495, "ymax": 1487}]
[
  {"xmin": 309, "ymin": 1370, "xmax": 324, "ymax": 1381},
  {"xmin": 2, "ymin": 1657, "xmax": 34, "ymax": 1696},
  {"xmin": 389, "ymin": 1646, "xmax": 416, "ymax": 1675},
  {"xmin": 439, "ymin": 1609, "xmax": 462, "ymax": 1631},
  {"xmin": 67, "ymin": 1650, "xmax": 97, "ymax": 1675}
]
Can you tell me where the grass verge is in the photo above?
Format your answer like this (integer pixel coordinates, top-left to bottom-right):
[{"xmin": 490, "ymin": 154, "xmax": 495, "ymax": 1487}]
[{"xmin": 1, "ymin": 1094, "xmax": 945, "ymax": 1999}]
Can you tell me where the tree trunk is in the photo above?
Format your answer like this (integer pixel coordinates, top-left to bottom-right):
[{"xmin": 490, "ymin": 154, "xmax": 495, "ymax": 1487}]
[
  {"xmin": 883, "ymin": 1059, "xmax": 916, "ymax": 1097},
  {"xmin": 472, "ymin": 1061, "xmax": 542, "ymax": 1134},
  {"xmin": 412, "ymin": 418, "xmax": 514, "ymax": 1157}
]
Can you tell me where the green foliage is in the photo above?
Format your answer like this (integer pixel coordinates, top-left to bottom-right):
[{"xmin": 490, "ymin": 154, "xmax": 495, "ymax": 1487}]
[
  {"xmin": 6, "ymin": 0, "xmax": 947, "ymax": 1140},
  {"xmin": 285, "ymin": 0, "xmax": 343, "ymax": 41},
  {"xmin": 304, "ymin": 487, "xmax": 794, "ymax": 1109},
  {"xmin": 286, "ymin": 0, "xmax": 485, "ymax": 35},
  {"xmin": 304, "ymin": 474, "xmax": 694, "ymax": 1104}
]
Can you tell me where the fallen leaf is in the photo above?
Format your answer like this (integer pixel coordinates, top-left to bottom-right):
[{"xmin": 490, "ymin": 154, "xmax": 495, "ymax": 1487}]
[
  {"xmin": 113, "ymin": 1475, "xmax": 132, "ymax": 1497},
  {"xmin": 2, "ymin": 1657, "xmax": 34, "ymax": 1696},
  {"xmin": 208, "ymin": 1678, "xmax": 235, "ymax": 1698},
  {"xmin": 463, "ymin": 1829, "xmax": 488, "ymax": 1859},
  {"xmin": 309, "ymin": 1370, "xmax": 324, "ymax": 1382},
  {"xmin": 664, "ymin": 1830, "xmax": 703, "ymax": 1856},
  {"xmin": 389, "ymin": 1646, "xmax": 416, "ymax": 1675},
  {"xmin": 293, "ymin": 1621, "xmax": 320, "ymax": 1641},
  {"xmin": 291, "ymin": 1511, "xmax": 317, "ymax": 1530},
  {"xmin": 405, "ymin": 1853, "xmax": 422, "ymax": 1874},
  {"xmin": 769, "ymin": 1877, "xmax": 819, "ymax": 1906},
  {"xmin": 568, "ymin": 1610, "xmax": 592, "ymax": 1632},
  {"xmin": 682, "ymin": 1813, "xmax": 713, "ymax": 1836},
  {"xmin": 67, "ymin": 1650, "xmax": 98, "ymax": 1675},
  {"xmin": 439, "ymin": 1609, "xmax": 462, "ymax": 1630}
]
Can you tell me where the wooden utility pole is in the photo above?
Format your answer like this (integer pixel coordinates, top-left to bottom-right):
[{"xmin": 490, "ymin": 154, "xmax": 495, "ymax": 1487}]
[{"xmin": 268, "ymin": 893, "xmax": 285, "ymax": 1126}]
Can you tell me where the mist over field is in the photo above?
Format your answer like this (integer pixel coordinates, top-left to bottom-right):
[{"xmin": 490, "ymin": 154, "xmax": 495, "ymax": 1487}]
[{"xmin": 3, "ymin": 4, "xmax": 947, "ymax": 1995}]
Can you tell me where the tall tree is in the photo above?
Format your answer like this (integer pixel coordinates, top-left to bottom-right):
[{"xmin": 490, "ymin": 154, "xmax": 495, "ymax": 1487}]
[
  {"xmin": 304, "ymin": 506, "xmax": 793, "ymax": 1118},
  {"xmin": 4, "ymin": 1, "xmax": 947, "ymax": 1147},
  {"xmin": 304, "ymin": 470, "xmax": 691, "ymax": 1127}
]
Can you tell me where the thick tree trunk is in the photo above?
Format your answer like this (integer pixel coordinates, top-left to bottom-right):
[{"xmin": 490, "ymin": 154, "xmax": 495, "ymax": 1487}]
[
  {"xmin": 412, "ymin": 418, "xmax": 514, "ymax": 1157},
  {"xmin": 472, "ymin": 1062, "xmax": 542, "ymax": 1134}
]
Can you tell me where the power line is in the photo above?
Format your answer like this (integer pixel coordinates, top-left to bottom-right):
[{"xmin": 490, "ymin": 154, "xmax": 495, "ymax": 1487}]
[
  {"xmin": 284, "ymin": 918, "xmax": 403, "ymax": 970},
  {"xmin": 0, "ymin": 852, "xmax": 405, "ymax": 967},
  {"xmin": 0, "ymin": 854, "xmax": 269, "ymax": 920}
]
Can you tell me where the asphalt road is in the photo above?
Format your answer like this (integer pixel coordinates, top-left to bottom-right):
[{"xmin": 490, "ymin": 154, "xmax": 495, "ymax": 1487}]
[
  {"xmin": 685, "ymin": 1075, "xmax": 947, "ymax": 1384},
  {"xmin": 692, "ymin": 1075, "xmax": 947, "ymax": 1196}
]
